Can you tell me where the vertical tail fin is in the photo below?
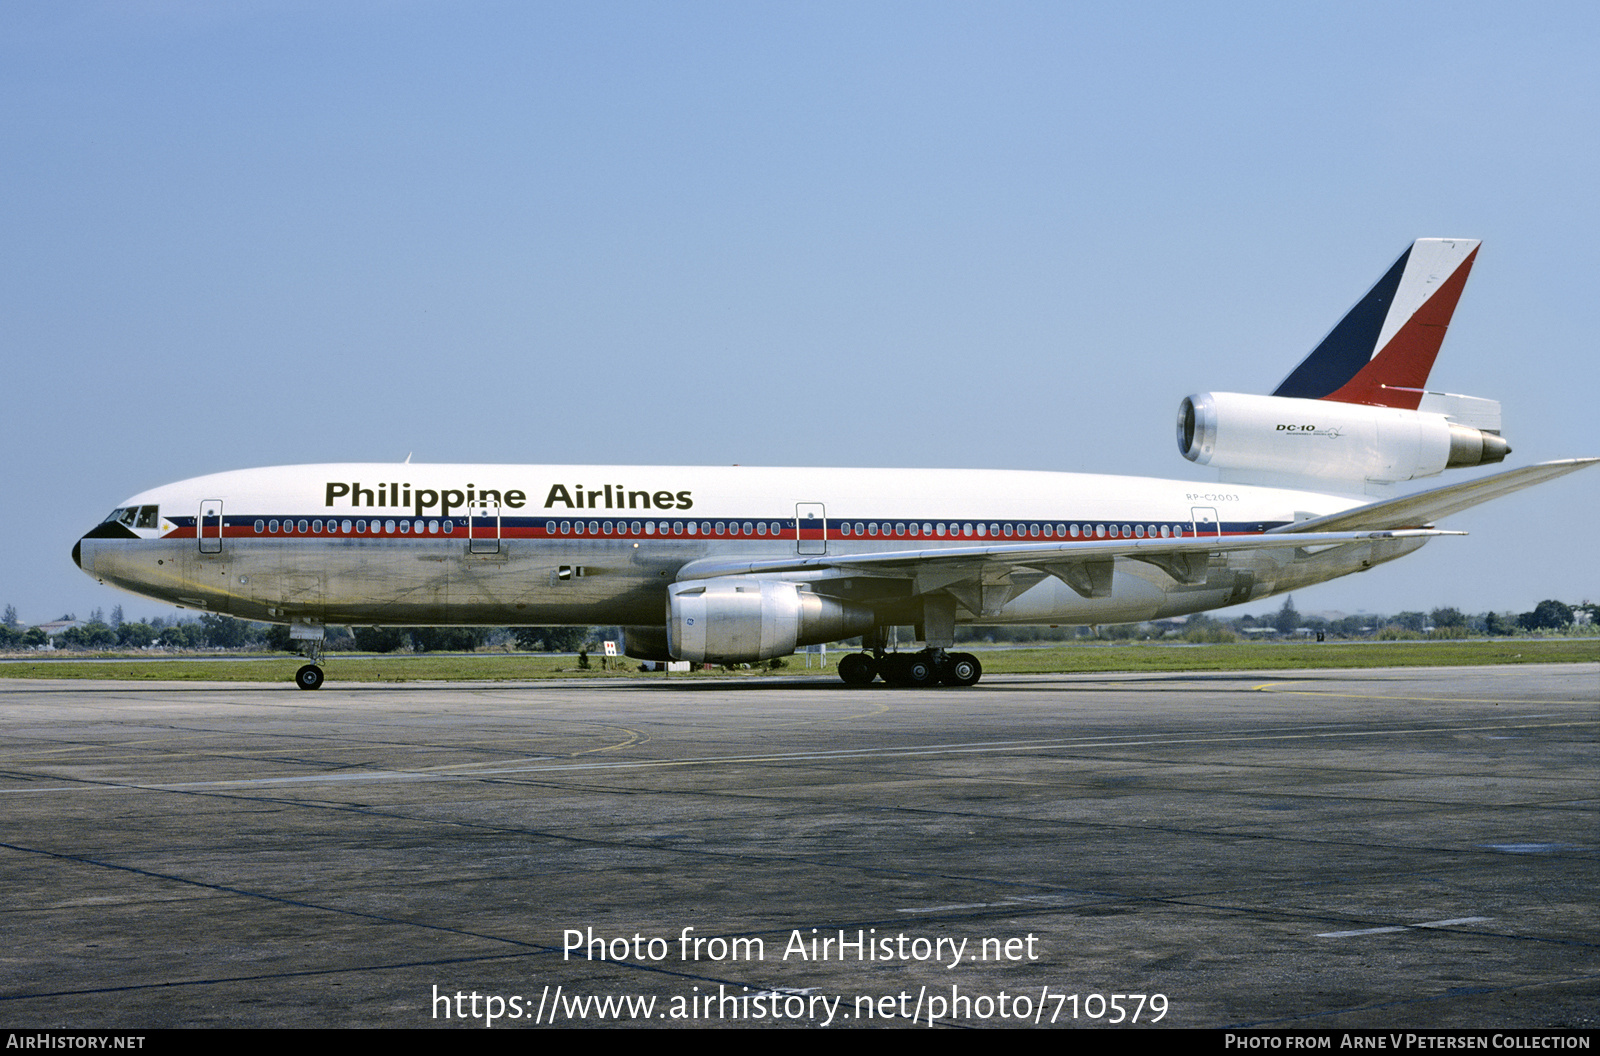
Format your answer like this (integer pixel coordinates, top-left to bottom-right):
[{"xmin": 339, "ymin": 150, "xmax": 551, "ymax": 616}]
[{"xmin": 1272, "ymin": 238, "xmax": 1480, "ymax": 409}]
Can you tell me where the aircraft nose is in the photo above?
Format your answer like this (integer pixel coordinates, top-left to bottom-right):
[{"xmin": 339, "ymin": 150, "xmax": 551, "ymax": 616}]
[{"xmin": 72, "ymin": 539, "xmax": 82, "ymax": 569}]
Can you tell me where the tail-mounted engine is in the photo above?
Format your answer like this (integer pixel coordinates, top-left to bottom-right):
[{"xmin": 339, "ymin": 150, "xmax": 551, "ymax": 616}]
[
  {"xmin": 1178, "ymin": 392, "xmax": 1509, "ymax": 486},
  {"xmin": 667, "ymin": 578, "xmax": 874, "ymax": 663}
]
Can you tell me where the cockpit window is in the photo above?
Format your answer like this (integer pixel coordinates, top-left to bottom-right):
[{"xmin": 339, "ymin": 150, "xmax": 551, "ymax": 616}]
[{"xmin": 102, "ymin": 505, "xmax": 159, "ymax": 529}]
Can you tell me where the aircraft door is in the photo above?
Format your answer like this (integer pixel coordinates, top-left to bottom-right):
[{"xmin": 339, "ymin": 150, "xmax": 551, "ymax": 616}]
[
  {"xmin": 1190, "ymin": 507, "xmax": 1220, "ymax": 538},
  {"xmin": 199, "ymin": 500, "xmax": 224, "ymax": 554},
  {"xmin": 468, "ymin": 501, "xmax": 501, "ymax": 554},
  {"xmin": 796, "ymin": 503, "xmax": 826, "ymax": 555}
]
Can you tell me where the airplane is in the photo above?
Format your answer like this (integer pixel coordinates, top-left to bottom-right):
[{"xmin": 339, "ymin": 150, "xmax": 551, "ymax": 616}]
[{"xmin": 73, "ymin": 238, "xmax": 1595, "ymax": 690}]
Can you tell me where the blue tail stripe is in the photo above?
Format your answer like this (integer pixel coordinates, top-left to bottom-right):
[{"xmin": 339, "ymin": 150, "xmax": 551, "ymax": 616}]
[{"xmin": 1272, "ymin": 247, "xmax": 1410, "ymax": 400}]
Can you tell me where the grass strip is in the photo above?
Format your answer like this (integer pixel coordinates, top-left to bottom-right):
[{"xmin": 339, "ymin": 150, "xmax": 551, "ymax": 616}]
[{"xmin": 0, "ymin": 638, "xmax": 1593, "ymax": 683}]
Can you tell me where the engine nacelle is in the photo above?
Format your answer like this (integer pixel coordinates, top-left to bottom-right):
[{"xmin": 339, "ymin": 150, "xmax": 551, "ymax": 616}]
[
  {"xmin": 1177, "ymin": 392, "xmax": 1509, "ymax": 484},
  {"xmin": 666, "ymin": 578, "xmax": 874, "ymax": 663}
]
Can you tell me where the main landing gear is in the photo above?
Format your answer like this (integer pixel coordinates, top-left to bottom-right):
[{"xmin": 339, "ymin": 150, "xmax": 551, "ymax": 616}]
[{"xmin": 837, "ymin": 648, "xmax": 982, "ymax": 688}]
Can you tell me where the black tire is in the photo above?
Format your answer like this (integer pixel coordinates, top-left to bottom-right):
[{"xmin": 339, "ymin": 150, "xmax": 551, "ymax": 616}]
[
  {"xmin": 838, "ymin": 653, "xmax": 878, "ymax": 686},
  {"xmin": 902, "ymin": 654, "xmax": 937, "ymax": 687},
  {"xmin": 295, "ymin": 664, "xmax": 325, "ymax": 691},
  {"xmin": 942, "ymin": 652, "xmax": 982, "ymax": 687}
]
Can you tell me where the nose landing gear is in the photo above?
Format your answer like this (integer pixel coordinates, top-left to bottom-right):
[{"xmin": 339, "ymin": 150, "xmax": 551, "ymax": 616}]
[{"xmin": 291, "ymin": 622, "xmax": 326, "ymax": 690}]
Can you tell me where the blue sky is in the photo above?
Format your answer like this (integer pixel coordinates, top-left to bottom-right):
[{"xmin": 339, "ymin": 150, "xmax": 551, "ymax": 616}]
[{"xmin": 4, "ymin": 1, "xmax": 1596, "ymax": 624}]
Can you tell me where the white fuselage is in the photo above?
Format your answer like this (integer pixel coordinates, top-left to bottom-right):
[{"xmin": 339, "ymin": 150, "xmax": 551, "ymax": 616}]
[{"xmin": 74, "ymin": 462, "xmax": 1420, "ymax": 630}]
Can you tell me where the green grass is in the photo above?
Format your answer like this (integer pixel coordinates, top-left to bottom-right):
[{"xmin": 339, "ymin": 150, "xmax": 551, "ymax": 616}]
[{"xmin": 0, "ymin": 638, "xmax": 1593, "ymax": 683}]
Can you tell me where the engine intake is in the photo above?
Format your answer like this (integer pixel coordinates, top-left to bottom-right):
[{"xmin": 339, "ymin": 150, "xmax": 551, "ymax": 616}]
[{"xmin": 667, "ymin": 578, "xmax": 874, "ymax": 663}]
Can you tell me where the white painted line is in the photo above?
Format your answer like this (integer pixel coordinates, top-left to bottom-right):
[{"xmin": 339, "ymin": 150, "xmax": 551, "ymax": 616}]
[
  {"xmin": 1318, "ymin": 916, "xmax": 1491, "ymax": 938},
  {"xmin": 1411, "ymin": 916, "xmax": 1493, "ymax": 928}
]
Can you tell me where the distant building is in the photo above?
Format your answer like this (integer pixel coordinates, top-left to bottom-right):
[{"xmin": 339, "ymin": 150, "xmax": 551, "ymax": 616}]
[{"xmin": 35, "ymin": 620, "xmax": 80, "ymax": 638}]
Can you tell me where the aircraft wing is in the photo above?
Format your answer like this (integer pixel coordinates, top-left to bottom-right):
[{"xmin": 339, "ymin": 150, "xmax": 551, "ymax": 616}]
[
  {"xmin": 1267, "ymin": 458, "xmax": 1599, "ymax": 534},
  {"xmin": 674, "ymin": 527, "xmax": 1456, "ymax": 609}
]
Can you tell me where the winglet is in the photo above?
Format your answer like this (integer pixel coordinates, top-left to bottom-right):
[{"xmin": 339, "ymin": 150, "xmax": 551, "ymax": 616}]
[{"xmin": 1272, "ymin": 238, "xmax": 1480, "ymax": 409}]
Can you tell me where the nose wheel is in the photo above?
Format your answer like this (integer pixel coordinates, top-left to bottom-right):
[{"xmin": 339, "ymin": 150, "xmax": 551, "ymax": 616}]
[{"xmin": 293, "ymin": 628, "xmax": 326, "ymax": 690}]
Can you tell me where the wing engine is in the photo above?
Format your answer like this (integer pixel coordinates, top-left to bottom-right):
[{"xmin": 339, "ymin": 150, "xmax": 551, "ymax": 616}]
[{"xmin": 666, "ymin": 578, "xmax": 874, "ymax": 663}]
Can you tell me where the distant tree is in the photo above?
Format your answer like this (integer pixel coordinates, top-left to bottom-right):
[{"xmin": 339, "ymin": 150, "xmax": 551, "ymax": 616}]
[
  {"xmin": 158, "ymin": 623, "xmax": 204, "ymax": 649},
  {"xmin": 1518, "ymin": 600, "xmax": 1573, "ymax": 632},
  {"xmin": 1182, "ymin": 614, "xmax": 1236, "ymax": 643},
  {"xmin": 110, "ymin": 605, "xmax": 124, "ymax": 628},
  {"xmin": 1485, "ymin": 611, "xmax": 1517, "ymax": 636},
  {"xmin": 116, "ymin": 622, "xmax": 155, "ymax": 648},
  {"xmin": 1271, "ymin": 595, "xmax": 1301, "ymax": 635},
  {"xmin": 2, "ymin": 604, "xmax": 18, "ymax": 628},
  {"xmin": 409, "ymin": 627, "xmax": 489, "ymax": 653},
  {"xmin": 513, "ymin": 627, "xmax": 590, "ymax": 652},
  {"xmin": 61, "ymin": 622, "xmax": 115, "ymax": 649},
  {"xmin": 199, "ymin": 613, "xmax": 250, "ymax": 649},
  {"xmin": 1329, "ymin": 614, "xmax": 1375, "ymax": 637},
  {"xmin": 1391, "ymin": 611, "xmax": 1427, "ymax": 633},
  {"xmin": 21, "ymin": 627, "xmax": 47, "ymax": 647},
  {"xmin": 1430, "ymin": 607, "xmax": 1467, "ymax": 629},
  {"xmin": 352, "ymin": 626, "xmax": 408, "ymax": 653}
]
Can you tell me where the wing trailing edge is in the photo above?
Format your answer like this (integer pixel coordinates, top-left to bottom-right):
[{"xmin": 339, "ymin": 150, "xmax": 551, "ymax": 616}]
[{"xmin": 1267, "ymin": 458, "xmax": 1599, "ymax": 534}]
